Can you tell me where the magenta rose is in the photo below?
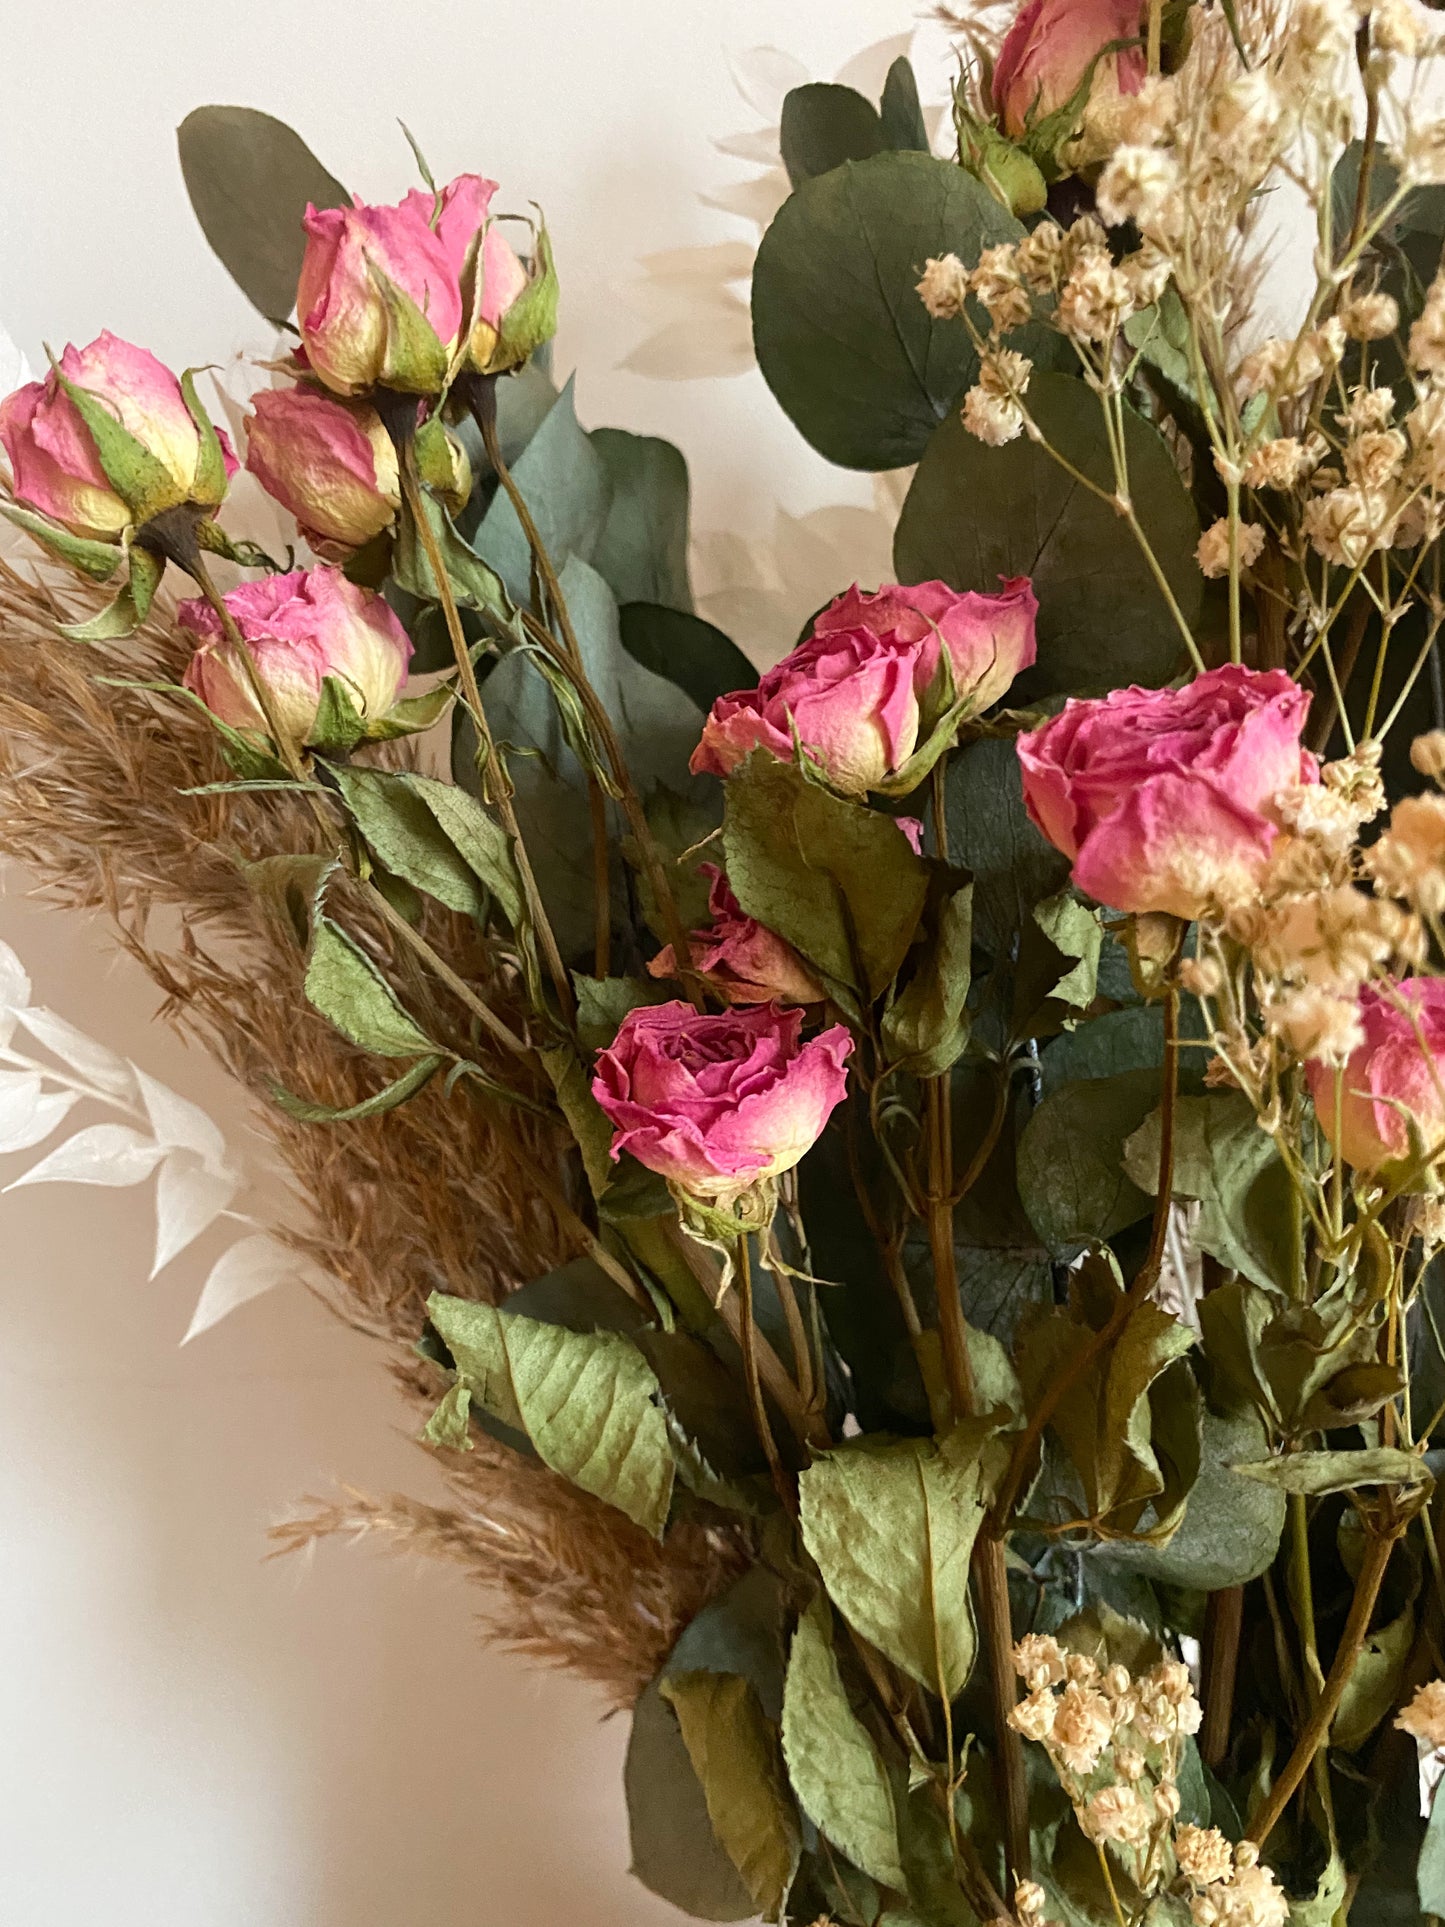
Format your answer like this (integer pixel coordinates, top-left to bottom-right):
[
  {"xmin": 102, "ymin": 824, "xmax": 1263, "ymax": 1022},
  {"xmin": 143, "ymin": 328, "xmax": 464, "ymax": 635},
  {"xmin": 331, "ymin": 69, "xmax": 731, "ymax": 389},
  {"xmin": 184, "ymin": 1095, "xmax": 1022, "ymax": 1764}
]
[
  {"xmin": 814, "ymin": 577, "xmax": 1038, "ymax": 714},
  {"xmin": 246, "ymin": 387, "xmax": 401, "ymax": 553},
  {"xmin": 0, "ymin": 331, "xmax": 236, "ymax": 539},
  {"xmin": 993, "ymin": 0, "xmax": 1146, "ymax": 142},
  {"xmin": 592, "ymin": 1001, "xmax": 852, "ymax": 1200},
  {"xmin": 1307, "ymin": 980, "xmax": 1445, "ymax": 1175},
  {"xmin": 296, "ymin": 173, "xmax": 494, "ymax": 395},
  {"xmin": 691, "ymin": 628, "xmax": 924, "ymax": 793},
  {"xmin": 647, "ymin": 866, "xmax": 825, "ymax": 1006},
  {"xmin": 1017, "ymin": 665, "xmax": 1318, "ymax": 919},
  {"xmin": 179, "ymin": 566, "xmax": 412, "ymax": 744}
]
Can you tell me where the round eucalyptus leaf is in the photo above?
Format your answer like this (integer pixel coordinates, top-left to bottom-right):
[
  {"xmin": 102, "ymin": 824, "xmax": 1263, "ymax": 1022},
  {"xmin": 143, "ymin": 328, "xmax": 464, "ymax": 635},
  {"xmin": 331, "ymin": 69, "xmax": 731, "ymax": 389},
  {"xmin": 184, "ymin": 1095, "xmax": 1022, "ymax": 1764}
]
[
  {"xmin": 894, "ymin": 372, "xmax": 1202, "ymax": 698},
  {"xmin": 752, "ymin": 151, "xmax": 1027, "ymax": 471}
]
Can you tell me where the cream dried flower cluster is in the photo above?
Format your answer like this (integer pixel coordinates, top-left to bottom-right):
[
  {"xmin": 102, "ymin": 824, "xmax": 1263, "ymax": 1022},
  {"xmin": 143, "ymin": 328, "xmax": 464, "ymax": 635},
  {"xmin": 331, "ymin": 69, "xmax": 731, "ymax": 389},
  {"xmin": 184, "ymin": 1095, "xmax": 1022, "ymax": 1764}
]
[{"xmin": 1397, "ymin": 1677, "xmax": 1445, "ymax": 1747}]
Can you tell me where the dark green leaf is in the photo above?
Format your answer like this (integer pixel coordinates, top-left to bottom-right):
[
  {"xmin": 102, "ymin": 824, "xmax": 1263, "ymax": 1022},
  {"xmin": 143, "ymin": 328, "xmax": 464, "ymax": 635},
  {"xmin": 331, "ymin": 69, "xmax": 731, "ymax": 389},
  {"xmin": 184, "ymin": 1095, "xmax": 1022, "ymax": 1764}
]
[
  {"xmin": 304, "ymin": 917, "xmax": 434, "ymax": 1057},
  {"xmin": 626, "ymin": 1677, "xmax": 755, "ymax": 1921},
  {"xmin": 473, "ymin": 376, "xmax": 610, "ymax": 604},
  {"xmin": 1103, "ymin": 1404, "xmax": 1286, "ymax": 1589},
  {"xmin": 722, "ymin": 755, "xmax": 929, "ymax": 1003},
  {"xmin": 895, "ymin": 373, "xmax": 1201, "ymax": 698},
  {"xmin": 1123, "ymin": 1092, "xmax": 1293, "ymax": 1293},
  {"xmin": 591, "ymin": 428, "xmax": 694, "ymax": 612},
  {"xmin": 619, "ymin": 602, "xmax": 756, "ymax": 715},
  {"xmin": 426, "ymin": 1289, "xmax": 676, "ymax": 1535},
  {"xmin": 943, "ymin": 734, "xmax": 1070, "ymax": 960},
  {"xmin": 782, "ymin": 1595, "xmax": 905, "ymax": 1891},
  {"xmin": 665, "ymin": 1568, "xmax": 789, "ymax": 1717},
  {"xmin": 883, "ymin": 879, "xmax": 973, "ymax": 1076},
  {"xmin": 879, "ymin": 58, "xmax": 930, "ymax": 154},
  {"xmin": 503, "ymin": 1255, "xmax": 650, "ymax": 1335},
  {"xmin": 660, "ymin": 1671, "xmax": 800, "ymax": 1921},
  {"xmin": 573, "ymin": 973, "xmax": 670, "ymax": 1051},
  {"xmin": 1016, "ymin": 1068, "xmax": 1159, "ymax": 1252},
  {"xmin": 752, "ymin": 152, "xmax": 1033, "ymax": 470},
  {"xmin": 780, "ymin": 83, "xmax": 887, "ymax": 188},
  {"xmin": 176, "ymin": 106, "xmax": 348, "ymax": 325}
]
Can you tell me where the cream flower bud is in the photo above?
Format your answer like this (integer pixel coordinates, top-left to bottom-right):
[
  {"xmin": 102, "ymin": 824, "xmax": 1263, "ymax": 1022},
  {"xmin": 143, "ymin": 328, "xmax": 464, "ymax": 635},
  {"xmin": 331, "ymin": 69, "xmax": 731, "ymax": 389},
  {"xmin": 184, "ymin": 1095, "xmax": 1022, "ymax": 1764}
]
[
  {"xmin": 1197, "ymin": 519, "xmax": 1265, "ymax": 578},
  {"xmin": 963, "ymin": 387, "xmax": 1025, "ymax": 446},
  {"xmin": 917, "ymin": 254, "xmax": 971, "ymax": 320},
  {"xmin": 1097, "ymin": 145, "xmax": 1180, "ymax": 228},
  {"xmin": 1342, "ymin": 291, "xmax": 1400, "ymax": 340}
]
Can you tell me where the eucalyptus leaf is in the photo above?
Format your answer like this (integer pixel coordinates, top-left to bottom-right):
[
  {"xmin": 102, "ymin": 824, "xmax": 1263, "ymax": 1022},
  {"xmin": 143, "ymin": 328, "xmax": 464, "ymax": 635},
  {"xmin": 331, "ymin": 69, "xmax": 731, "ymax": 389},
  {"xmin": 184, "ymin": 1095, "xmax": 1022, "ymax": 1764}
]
[
  {"xmin": 473, "ymin": 376, "xmax": 609, "ymax": 603},
  {"xmin": 782, "ymin": 1595, "xmax": 906, "ymax": 1891},
  {"xmin": 176, "ymin": 106, "xmax": 348, "ymax": 325},
  {"xmin": 879, "ymin": 57, "xmax": 930, "ymax": 154},
  {"xmin": 943, "ymin": 735, "xmax": 1070, "ymax": 961},
  {"xmin": 626, "ymin": 1677, "xmax": 755, "ymax": 1921},
  {"xmin": 1231, "ymin": 1448, "xmax": 1429, "ymax": 1495},
  {"xmin": 426, "ymin": 1290, "xmax": 676, "ymax": 1536},
  {"xmin": 883, "ymin": 879, "xmax": 973, "ymax": 1076},
  {"xmin": 752, "ymin": 152, "xmax": 1037, "ymax": 470},
  {"xmin": 1421, "ymin": 1785, "xmax": 1445, "ymax": 1918},
  {"xmin": 1123, "ymin": 1092, "xmax": 1293, "ymax": 1293},
  {"xmin": 1103, "ymin": 1404, "xmax": 1286, "ymax": 1590},
  {"xmin": 619, "ymin": 602, "xmax": 756, "ymax": 715},
  {"xmin": 895, "ymin": 373, "xmax": 1201, "ymax": 699},
  {"xmin": 1016, "ymin": 1068, "xmax": 1160, "ymax": 1252},
  {"xmin": 660, "ymin": 1671, "xmax": 801, "ymax": 1920},
  {"xmin": 591, "ymin": 428, "xmax": 694, "ymax": 612},
  {"xmin": 780, "ymin": 83, "xmax": 887, "ymax": 188},
  {"xmin": 798, "ymin": 1419, "xmax": 1005, "ymax": 1698}
]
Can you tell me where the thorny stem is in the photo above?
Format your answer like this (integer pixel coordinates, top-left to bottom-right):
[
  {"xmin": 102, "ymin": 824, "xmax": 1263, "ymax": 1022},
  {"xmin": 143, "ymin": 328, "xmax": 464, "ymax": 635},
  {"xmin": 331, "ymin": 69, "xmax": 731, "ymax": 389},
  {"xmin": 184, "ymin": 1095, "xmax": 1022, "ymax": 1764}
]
[
  {"xmin": 990, "ymin": 980, "xmax": 1181, "ymax": 1532},
  {"xmin": 393, "ymin": 447, "xmax": 575, "ymax": 1023}
]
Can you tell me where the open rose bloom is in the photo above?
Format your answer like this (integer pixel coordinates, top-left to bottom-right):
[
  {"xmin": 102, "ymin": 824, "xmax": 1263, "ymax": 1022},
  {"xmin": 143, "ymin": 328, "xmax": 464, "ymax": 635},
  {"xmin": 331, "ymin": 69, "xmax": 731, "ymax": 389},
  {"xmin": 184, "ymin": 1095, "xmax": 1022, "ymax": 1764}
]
[
  {"xmin": 591, "ymin": 1001, "xmax": 851, "ymax": 1203},
  {"xmin": 1017, "ymin": 666, "xmax": 1318, "ymax": 918},
  {"xmin": 992, "ymin": 0, "xmax": 1146, "ymax": 142},
  {"xmin": 647, "ymin": 866, "xmax": 825, "ymax": 1006}
]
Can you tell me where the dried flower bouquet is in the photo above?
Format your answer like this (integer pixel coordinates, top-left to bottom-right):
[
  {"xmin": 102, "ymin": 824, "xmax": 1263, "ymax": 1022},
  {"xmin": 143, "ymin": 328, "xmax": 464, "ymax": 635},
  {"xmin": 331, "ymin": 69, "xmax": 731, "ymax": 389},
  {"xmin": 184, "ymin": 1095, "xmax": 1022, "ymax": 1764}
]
[{"xmin": 10, "ymin": 0, "xmax": 1445, "ymax": 1919}]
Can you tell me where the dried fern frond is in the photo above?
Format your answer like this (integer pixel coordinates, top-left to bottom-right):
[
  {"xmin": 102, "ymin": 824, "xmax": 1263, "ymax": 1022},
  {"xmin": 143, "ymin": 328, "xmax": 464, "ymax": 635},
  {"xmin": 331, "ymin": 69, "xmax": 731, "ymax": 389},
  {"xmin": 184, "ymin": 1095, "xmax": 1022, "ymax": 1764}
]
[{"xmin": 0, "ymin": 551, "xmax": 741, "ymax": 1697}]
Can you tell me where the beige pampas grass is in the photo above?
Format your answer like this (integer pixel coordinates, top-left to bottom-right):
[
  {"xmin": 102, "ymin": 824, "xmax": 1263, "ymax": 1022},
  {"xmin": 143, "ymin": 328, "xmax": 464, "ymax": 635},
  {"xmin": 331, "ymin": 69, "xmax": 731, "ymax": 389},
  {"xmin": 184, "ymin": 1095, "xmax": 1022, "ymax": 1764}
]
[{"xmin": 0, "ymin": 551, "xmax": 745, "ymax": 1707}]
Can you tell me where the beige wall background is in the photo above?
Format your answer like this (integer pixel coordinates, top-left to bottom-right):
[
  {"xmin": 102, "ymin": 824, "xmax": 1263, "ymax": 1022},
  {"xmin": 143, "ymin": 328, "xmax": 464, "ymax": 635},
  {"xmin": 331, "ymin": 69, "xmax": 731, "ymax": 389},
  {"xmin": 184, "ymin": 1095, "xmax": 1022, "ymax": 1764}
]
[{"xmin": 0, "ymin": 2, "xmax": 947, "ymax": 1921}]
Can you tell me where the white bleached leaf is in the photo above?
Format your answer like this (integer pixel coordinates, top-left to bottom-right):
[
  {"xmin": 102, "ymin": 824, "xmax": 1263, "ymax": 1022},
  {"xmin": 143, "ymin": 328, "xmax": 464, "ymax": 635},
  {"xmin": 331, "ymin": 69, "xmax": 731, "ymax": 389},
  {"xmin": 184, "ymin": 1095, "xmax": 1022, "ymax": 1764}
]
[
  {"xmin": 712, "ymin": 127, "xmax": 784, "ymax": 165},
  {"xmin": 728, "ymin": 44, "xmax": 809, "ymax": 118},
  {"xmin": 152, "ymin": 1154, "xmax": 240, "ymax": 1278},
  {"xmin": 0, "ymin": 940, "xmax": 33, "ymax": 1046},
  {"xmin": 182, "ymin": 1233, "xmax": 299, "ymax": 1343},
  {"xmin": 15, "ymin": 1006, "xmax": 139, "ymax": 1104},
  {"xmin": 621, "ymin": 312, "xmax": 757, "ymax": 382},
  {"xmin": 135, "ymin": 1068, "xmax": 232, "ymax": 1174},
  {"xmin": 7, "ymin": 1123, "xmax": 166, "ymax": 1191},
  {"xmin": 0, "ymin": 1072, "xmax": 80, "ymax": 1153}
]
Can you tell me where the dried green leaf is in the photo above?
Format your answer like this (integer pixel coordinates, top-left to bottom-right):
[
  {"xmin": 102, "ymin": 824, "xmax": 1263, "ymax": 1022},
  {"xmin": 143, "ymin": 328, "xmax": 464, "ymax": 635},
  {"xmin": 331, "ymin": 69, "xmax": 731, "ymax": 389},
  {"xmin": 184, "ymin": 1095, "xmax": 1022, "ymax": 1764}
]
[{"xmin": 304, "ymin": 917, "xmax": 434, "ymax": 1058}]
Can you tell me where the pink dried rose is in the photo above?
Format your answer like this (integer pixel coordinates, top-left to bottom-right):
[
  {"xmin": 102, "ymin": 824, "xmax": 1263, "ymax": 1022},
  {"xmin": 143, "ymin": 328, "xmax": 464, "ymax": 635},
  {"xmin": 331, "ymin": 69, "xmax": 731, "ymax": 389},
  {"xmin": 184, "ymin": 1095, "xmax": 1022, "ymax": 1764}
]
[
  {"xmin": 813, "ymin": 577, "xmax": 1038, "ymax": 714},
  {"xmin": 647, "ymin": 866, "xmax": 825, "ymax": 1006},
  {"xmin": 992, "ymin": 0, "xmax": 1146, "ymax": 142},
  {"xmin": 1306, "ymin": 979, "xmax": 1445, "ymax": 1174},
  {"xmin": 296, "ymin": 174, "xmax": 491, "ymax": 394},
  {"xmin": 178, "ymin": 565, "xmax": 412, "ymax": 744},
  {"xmin": 591, "ymin": 1000, "xmax": 852, "ymax": 1200},
  {"xmin": 0, "ymin": 331, "xmax": 236, "ymax": 538},
  {"xmin": 1017, "ymin": 665, "xmax": 1318, "ymax": 919},
  {"xmin": 245, "ymin": 386, "xmax": 401, "ymax": 553}
]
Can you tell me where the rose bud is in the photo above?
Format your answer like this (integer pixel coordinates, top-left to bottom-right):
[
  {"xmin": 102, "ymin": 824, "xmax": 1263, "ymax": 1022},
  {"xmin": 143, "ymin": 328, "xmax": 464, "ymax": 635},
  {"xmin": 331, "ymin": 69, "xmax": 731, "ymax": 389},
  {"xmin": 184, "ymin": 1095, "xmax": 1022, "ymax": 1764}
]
[
  {"xmin": 296, "ymin": 173, "xmax": 494, "ymax": 396},
  {"xmin": 591, "ymin": 1000, "xmax": 852, "ymax": 1203},
  {"xmin": 647, "ymin": 866, "xmax": 825, "ymax": 1006},
  {"xmin": 178, "ymin": 565, "xmax": 412, "ymax": 745},
  {"xmin": 1017, "ymin": 665, "xmax": 1318, "ymax": 920},
  {"xmin": 813, "ymin": 577, "xmax": 1038, "ymax": 715},
  {"xmin": 992, "ymin": 0, "xmax": 1146, "ymax": 144},
  {"xmin": 691, "ymin": 625, "xmax": 925, "ymax": 794},
  {"xmin": 1307, "ymin": 979, "xmax": 1445, "ymax": 1176},
  {"xmin": 245, "ymin": 386, "xmax": 401, "ymax": 554},
  {"xmin": 0, "ymin": 331, "xmax": 236, "ymax": 540},
  {"xmin": 466, "ymin": 218, "xmax": 547, "ymax": 376}
]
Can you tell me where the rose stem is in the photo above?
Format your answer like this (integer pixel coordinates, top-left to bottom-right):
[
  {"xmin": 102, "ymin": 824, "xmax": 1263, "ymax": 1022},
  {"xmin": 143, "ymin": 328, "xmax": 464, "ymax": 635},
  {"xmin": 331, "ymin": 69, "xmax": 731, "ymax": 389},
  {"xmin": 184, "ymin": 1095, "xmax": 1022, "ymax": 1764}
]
[
  {"xmin": 1246, "ymin": 1518, "xmax": 1403, "ymax": 1848},
  {"xmin": 737, "ymin": 1234, "xmax": 795, "ymax": 1514},
  {"xmin": 466, "ymin": 380, "xmax": 701, "ymax": 1003},
  {"xmin": 393, "ymin": 444, "xmax": 575, "ymax": 1024},
  {"xmin": 1199, "ymin": 1585, "xmax": 1243, "ymax": 1769},
  {"xmin": 926, "ymin": 1071, "xmax": 1030, "ymax": 1888},
  {"xmin": 169, "ymin": 524, "xmax": 538, "ymax": 1066}
]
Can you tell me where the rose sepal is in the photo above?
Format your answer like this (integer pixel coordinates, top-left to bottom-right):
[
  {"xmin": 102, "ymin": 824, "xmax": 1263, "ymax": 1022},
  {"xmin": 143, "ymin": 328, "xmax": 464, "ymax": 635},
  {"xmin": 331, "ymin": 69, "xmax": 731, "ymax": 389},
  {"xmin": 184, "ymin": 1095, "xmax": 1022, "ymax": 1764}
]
[
  {"xmin": 178, "ymin": 368, "xmax": 232, "ymax": 508},
  {"xmin": 461, "ymin": 215, "xmax": 559, "ymax": 380},
  {"xmin": 0, "ymin": 500, "xmax": 123, "ymax": 582},
  {"xmin": 363, "ymin": 259, "xmax": 451, "ymax": 396},
  {"xmin": 955, "ymin": 106, "xmax": 1049, "ymax": 217},
  {"xmin": 44, "ymin": 348, "xmax": 184, "ymax": 525},
  {"xmin": 310, "ymin": 674, "xmax": 456, "ymax": 754}
]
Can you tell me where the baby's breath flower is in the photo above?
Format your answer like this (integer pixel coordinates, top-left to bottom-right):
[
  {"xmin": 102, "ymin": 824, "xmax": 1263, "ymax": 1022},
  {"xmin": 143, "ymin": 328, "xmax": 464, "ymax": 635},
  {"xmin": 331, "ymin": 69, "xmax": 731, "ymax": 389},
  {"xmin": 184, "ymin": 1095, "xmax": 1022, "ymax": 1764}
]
[
  {"xmin": 1403, "ymin": 120, "xmax": 1445, "ymax": 186},
  {"xmin": 1369, "ymin": 792, "xmax": 1445, "ymax": 913},
  {"xmin": 1344, "ymin": 427, "xmax": 1407, "ymax": 490},
  {"xmin": 1013, "ymin": 1633, "xmax": 1066, "ymax": 1691},
  {"xmin": 1412, "ymin": 730, "xmax": 1445, "ymax": 781},
  {"xmin": 1239, "ymin": 334, "xmax": 1322, "ymax": 400},
  {"xmin": 1155, "ymin": 1782, "xmax": 1183, "ymax": 1819},
  {"xmin": 1009, "ymin": 1687, "xmax": 1058, "ymax": 1743},
  {"xmin": 1340, "ymin": 384, "xmax": 1396, "ymax": 434},
  {"xmin": 1083, "ymin": 1784, "xmax": 1152, "ymax": 1845},
  {"xmin": 1398, "ymin": 1679, "xmax": 1445, "ymax": 1746},
  {"xmin": 1050, "ymin": 1680, "xmax": 1115, "ymax": 1773},
  {"xmin": 1243, "ymin": 437, "xmax": 1311, "ymax": 490},
  {"xmin": 972, "ymin": 245, "xmax": 1032, "ymax": 333},
  {"xmin": 1014, "ymin": 1880, "xmax": 1048, "ymax": 1919},
  {"xmin": 1313, "ymin": 316, "xmax": 1348, "ymax": 366},
  {"xmin": 916, "ymin": 254, "xmax": 970, "ymax": 320},
  {"xmin": 1097, "ymin": 146, "xmax": 1180, "ymax": 228},
  {"xmin": 1302, "ymin": 485, "xmax": 1397, "ymax": 566},
  {"xmin": 1263, "ymin": 986, "xmax": 1366, "ymax": 1065},
  {"xmin": 1179, "ymin": 955, "xmax": 1223, "ymax": 998},
  {"xmin": 981, "ymin": 348, "xmax": 1033, "ymax": 398},
  {"xmin": 1057, "ymin": 249, "xmax": 1134, "ymax": 342},
  {"xmin": 1410, "ymin": 285, "xmax": 1445, "ymax": 375},
  {"xmin": 1116, "ymin": 1745, "xmax": 1147, "ymax": 1781},
  {"xmin": 962, "ymin": 386, "xmax": 1025, "ymax": 446},
  {"xmin": 1017, "ymin": 223, "xmax": 1066, "ymax": 293},
  {"xmin": 1341, "ymin": 290, "xmax": 1400, "ymax": 340},
  {"xmin": 1175, "ymin": 1824, "xmax": 1234, "ymax": 1888},
  {"xmin": 1196, "ymin": 518, "xmax": 1265, "ymax": 577},
  {"xmin": 1122, "ymin": 243, "xmax": 1172, "ymax": 307}
]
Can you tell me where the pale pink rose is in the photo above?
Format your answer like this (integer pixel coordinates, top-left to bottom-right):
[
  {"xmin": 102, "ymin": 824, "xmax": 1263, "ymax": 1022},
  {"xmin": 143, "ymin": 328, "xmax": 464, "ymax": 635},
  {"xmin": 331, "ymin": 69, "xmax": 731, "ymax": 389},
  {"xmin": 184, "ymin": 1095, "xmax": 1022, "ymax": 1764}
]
[
  {"xmin": 0, "ymin": 331, "xmax": 236, "ymax": 538},
  {"xmin": 1307, "ymin": 980, "xmax": 1445, "ymax": 1173},
  {"xmin": 178, "ymin": 566, "xmax": 412, "ymax": 744},
  {"xmin": 1016, "ymin": 665, "xmax": 1318, "ymax": 919},
  {"xmin": 245, "ymin": 386, "xmax": 400, "ymax": 552},
  {"xmin": 296, "ymin": 174, "xmax": 493, "ymax": 395},
  {"xmin": 591, "ymin": 1000, "xmax": 852, "ymax": 1200},
  {"xmin": 993, "ymin": 0, "xmax": 1146, "ymax": 141},
  {"xmin": 814, "ymin": 577, "xmax": 1038, "ymax": 712},
  {"xmin": 691, "ymin": 626, "xmax": 924, "ymax": 793},
  {"xmin": 647, "ymin": 866, "xmax": 825, "ymax": 1006}
]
